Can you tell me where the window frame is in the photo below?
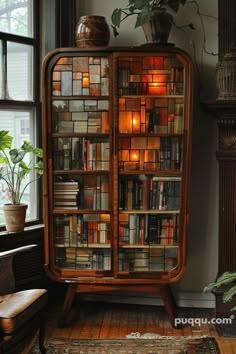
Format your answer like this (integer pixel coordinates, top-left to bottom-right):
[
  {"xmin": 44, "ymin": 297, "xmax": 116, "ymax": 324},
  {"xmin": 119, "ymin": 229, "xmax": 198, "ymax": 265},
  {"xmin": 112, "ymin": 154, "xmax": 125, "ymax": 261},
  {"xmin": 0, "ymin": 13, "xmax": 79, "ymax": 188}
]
[{"xmin": 0, "ymin": 0, "xmax": 42, "ymax": 229}]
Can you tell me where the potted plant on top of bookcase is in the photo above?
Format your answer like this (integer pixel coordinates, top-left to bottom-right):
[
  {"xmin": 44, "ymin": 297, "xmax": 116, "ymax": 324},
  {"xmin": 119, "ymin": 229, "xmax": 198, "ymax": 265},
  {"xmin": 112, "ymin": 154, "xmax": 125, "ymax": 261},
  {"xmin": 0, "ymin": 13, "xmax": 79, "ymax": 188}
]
[
  {"xmin": 0, "ymin": 130, "xmax": 43, "ymax": 232},
  {"xmin": 111, "ymin": 0, "xmax": 189, "ymax": 44}
]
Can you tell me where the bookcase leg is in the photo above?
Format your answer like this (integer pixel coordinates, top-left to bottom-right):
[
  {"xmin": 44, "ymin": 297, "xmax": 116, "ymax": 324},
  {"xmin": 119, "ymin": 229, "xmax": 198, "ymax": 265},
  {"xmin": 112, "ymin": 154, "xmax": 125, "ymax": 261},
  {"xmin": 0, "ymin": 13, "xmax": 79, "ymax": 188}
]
[
  {"xmin": 159, "ymin": 285, "xmax": 177, "ymax": 328},
  {"xmin": 58, "ymin": 283, "xmax": 77, "ymax": 327}
]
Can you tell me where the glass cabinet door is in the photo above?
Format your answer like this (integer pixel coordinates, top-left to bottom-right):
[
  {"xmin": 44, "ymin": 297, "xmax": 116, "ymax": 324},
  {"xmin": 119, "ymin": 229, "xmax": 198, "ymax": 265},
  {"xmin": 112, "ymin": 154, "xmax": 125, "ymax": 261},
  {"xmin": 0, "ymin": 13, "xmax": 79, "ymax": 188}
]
[
  {"xmin": 116, "ymin": 52, "xmax": 187, "ymax": 276},
  {"xmin": 48, "ymin": 54, "xmax": 112, "ymax": 274}
]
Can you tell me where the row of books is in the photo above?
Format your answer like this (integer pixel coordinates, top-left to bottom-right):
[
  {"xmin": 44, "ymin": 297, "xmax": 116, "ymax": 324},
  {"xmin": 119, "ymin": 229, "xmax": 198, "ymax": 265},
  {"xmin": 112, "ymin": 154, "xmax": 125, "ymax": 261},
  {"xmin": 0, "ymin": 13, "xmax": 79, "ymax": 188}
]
[
  {"xmin": 55, "ymin": 246, "xmax": 178, "ymax": 272},
  {"xmin": 53, "ymin": 138, "xmax": 110, "ymax": 171},
  {"xmin": 119, "ymin": 213, "xmax": 179, "ymax": 245},
  {"xmin": 55, "ymin": 248, "xmax": 111, "ymax": 270},
  {"xmin": 54, "ymin": 214, "xmax": 110, "ymax": 247},
  {"xmin": 118, "ymin": 247, "xmax": 178, "ymax": 272},
  {"xmin": 118, "ymin": 82, "xmax": 184, "ymax": 96},
  {"xmin": 119, "ymin": 136, "xmax": 183, "ymax": 172},
  {"xmin": 160, "ymin": 136, "xmax": 182, "ymax": 171},
  {"xmin": 119, "ymin": 176, "xmax": 181, "ymax": 211},
  {"xmin": 53, "ymin": 175, "xmax": 109, "ymax": 210},
  {"xmin": 146, "ymin": 104, "xmax": 184, "ymax": 134},
  {"xmin": 118, "ymin": 67, "xmax": 184, "ymax": 96}
]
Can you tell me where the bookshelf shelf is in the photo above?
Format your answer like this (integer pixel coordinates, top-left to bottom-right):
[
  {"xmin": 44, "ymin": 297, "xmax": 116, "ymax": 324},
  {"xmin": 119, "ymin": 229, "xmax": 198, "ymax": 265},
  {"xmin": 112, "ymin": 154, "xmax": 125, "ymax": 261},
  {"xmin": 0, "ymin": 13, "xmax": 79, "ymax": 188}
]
[
  {"xmin": 53, "ymin": 170, "xmax": 110, "ymax": 175},
  {"xmin": 120, "ymin": 95, "xmax": 185, "ymax": 99},
  {"xmin": 119, "ymin": 210, "xmax": 180, "ymax": 214},
  {"xmin": 52, "ymin": 210, "xmax": 111, "ymax": 214},
  {"xmin": 120, "ymin": 244, "xmax": 178, "ymax": 248},
  {"xmin": 42, "ymin": 45, "xmax": 193, "ymax": 327}
]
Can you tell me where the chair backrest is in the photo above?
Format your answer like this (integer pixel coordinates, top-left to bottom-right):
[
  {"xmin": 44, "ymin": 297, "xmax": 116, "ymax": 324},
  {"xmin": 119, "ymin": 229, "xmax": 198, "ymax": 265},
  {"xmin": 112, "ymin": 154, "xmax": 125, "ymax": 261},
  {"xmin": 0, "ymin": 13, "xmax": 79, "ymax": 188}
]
[
  {"xmin": 0, "ymin": 256, "xmax": 15, "ymax": 295},
  {"xmin": 0, "ymin": 245, "xmax": 37, "ymax": 295}
]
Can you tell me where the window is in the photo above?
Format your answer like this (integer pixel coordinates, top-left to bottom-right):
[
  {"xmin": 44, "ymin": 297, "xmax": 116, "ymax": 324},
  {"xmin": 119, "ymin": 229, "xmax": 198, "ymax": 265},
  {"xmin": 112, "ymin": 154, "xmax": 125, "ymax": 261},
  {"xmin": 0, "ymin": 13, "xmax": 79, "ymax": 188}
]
[{"xmin": 0, "ymin": 0, "xmax": 40, "ymax": 226}]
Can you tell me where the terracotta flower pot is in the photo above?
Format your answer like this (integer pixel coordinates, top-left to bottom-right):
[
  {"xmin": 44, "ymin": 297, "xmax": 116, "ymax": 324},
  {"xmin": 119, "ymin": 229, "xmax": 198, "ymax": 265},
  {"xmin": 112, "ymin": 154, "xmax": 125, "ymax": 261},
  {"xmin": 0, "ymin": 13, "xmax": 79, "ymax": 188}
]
[{"xmin": 2, "ymin": 203, "xmax": 28, "ymax": 232}]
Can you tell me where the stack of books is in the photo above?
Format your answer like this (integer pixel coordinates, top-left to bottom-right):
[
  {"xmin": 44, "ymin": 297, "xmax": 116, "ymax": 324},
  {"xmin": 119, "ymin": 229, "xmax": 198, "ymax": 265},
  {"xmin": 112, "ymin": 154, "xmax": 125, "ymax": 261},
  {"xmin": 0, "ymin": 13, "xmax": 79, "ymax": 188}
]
[{"xmin": 54, "ymin": 181, "xmax": 79, "ymax": 209}]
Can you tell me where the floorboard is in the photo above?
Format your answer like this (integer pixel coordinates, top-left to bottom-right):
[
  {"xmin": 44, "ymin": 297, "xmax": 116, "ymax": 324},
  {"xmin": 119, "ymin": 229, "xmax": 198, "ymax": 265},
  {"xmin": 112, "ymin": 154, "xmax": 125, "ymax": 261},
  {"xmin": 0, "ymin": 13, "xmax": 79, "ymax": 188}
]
[{"xmin": 45, "ymin": 298, "xmax": 236, "ymax": 353}]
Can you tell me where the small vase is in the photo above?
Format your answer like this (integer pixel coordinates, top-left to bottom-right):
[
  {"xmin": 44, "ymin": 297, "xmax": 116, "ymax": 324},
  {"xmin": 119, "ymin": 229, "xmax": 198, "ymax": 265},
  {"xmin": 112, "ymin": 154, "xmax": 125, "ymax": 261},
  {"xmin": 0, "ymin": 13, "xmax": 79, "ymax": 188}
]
[
  {"xmin": 216, "ymin": 48, "xmax": 236, "ymax": 100},
  {"xmin": 142, "ymin": 8, "xmax": 173, "ymax": 44},
  {"xmin": 2, "ymin": 203, "xmax": 28, "ymax": 232},
  {"xmin": 75, "ymin": 16, "xmax": 110, "ymax": 48}
]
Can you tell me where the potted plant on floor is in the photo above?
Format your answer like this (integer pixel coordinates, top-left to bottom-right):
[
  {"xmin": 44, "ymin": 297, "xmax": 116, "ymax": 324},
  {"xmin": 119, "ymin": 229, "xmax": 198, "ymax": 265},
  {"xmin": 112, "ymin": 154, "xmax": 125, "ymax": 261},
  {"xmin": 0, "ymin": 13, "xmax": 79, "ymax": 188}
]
[
  {"xmin": 111, "ymin": 0, "xmax": 188, "ymax": 43},
  {"xmin": 204, "ymin": 272, "xmax": 236, "ymax": 312},
  {"xmin": 0, "ymin": 130, "xmax": 43, "ymax": 232}
]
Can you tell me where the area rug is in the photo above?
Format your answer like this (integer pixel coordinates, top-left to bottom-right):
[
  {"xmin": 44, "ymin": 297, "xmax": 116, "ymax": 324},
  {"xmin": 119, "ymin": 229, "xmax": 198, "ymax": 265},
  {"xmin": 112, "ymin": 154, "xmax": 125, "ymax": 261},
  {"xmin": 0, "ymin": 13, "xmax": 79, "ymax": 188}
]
[{"xmin": 32, "ymin": 334, "xmax": 220, "ymax": 353}]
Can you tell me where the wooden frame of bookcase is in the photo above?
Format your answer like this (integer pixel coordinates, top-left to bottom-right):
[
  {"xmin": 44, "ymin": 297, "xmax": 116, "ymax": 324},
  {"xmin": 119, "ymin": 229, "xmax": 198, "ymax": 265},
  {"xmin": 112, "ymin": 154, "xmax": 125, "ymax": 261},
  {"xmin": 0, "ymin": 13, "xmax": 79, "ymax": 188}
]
[{"xmin": 42, "ymin": 46, "xmax": 193, "ymax": 328}]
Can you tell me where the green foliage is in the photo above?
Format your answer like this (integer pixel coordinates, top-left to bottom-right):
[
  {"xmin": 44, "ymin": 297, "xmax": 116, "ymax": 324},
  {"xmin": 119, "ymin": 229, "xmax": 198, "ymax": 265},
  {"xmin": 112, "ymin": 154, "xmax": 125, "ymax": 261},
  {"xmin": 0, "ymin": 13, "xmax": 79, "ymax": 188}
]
[
  {"xmin": 204, "ymin": 272, "xmax": 236, "ymax": 311},
  {"xmin": 0, "ymin": 130, "xmax": 43, "ymax": 205},
  {"xmin": 111, "ymin": 0, "xmax": 187, "ymax": 36}
]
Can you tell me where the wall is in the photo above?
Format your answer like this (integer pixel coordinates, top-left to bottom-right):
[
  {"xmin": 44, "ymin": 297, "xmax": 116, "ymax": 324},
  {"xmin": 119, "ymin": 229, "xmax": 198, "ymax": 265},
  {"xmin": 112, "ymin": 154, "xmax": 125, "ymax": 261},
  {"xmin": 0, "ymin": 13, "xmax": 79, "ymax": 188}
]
[{"xmin": 76, "ymin": 0, "xmax": 219, "ymax": 308}]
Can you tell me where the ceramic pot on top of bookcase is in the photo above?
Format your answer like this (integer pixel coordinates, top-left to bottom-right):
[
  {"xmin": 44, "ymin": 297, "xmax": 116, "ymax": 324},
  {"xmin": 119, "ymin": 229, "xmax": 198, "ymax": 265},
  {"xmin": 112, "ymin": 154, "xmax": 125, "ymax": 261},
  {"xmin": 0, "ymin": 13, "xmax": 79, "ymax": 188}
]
[
  {"xmin": 142, "ymin": 8, "xmax": 173, "ymax": 44},
  {"xmin": 75, "ymin": 15, "xmax": 110, "ymax": 48}
]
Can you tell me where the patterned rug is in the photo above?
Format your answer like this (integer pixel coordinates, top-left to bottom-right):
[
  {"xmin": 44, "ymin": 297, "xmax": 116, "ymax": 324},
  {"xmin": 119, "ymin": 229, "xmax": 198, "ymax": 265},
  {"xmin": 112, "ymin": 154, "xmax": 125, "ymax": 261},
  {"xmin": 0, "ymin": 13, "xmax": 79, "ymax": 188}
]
[{"xmin": 32, "ymin": 334, "xmax": 220, "ymax": 353}]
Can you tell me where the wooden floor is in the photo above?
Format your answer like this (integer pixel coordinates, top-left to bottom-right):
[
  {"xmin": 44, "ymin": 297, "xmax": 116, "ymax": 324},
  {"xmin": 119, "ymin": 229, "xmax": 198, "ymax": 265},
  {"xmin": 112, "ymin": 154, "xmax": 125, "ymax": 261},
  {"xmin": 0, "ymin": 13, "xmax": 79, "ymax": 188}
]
[{"xmin": 45, "ymin": 298, "xmax": 236, "ymax": 353}]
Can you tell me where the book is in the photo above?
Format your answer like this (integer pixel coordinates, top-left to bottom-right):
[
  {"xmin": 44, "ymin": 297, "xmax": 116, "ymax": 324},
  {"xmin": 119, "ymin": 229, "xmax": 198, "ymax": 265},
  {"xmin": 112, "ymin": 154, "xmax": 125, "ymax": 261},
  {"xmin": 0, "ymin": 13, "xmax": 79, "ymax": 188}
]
[{"xmin": 54, "ymin": 181, "xmax": 79, "ymax": 190}]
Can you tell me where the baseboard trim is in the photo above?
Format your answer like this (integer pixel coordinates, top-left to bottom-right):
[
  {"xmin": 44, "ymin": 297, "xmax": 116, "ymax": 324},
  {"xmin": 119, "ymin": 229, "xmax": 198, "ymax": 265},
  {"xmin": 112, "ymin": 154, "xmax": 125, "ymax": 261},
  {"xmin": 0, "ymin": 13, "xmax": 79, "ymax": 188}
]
[{"xmin": 80, "ymin": 290, "xmax": 215, "ymax": 308}]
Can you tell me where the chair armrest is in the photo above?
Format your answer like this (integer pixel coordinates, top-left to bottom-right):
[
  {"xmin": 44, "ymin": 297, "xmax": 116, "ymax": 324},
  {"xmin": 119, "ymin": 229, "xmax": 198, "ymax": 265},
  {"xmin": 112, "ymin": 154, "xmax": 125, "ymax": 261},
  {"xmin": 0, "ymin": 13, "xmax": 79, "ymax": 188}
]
[{"xmin": 0, "ymin": 244, "xmax": 38, "ymax": 260}]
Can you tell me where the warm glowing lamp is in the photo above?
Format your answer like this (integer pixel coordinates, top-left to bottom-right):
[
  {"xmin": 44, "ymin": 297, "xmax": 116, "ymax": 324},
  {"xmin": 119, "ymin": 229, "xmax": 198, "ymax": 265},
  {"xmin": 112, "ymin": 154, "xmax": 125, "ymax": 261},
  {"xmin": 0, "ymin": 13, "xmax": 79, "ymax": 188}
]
[
  {"xmin": 82, "ymin": 73, "xmax": 89, "ymax": 88},
  {"xmin": 130, "ymin": 150, "xmax": 139, "ymax": 161},
  {"xmin": 132, "ymin": 118, "xmax": 138, "ymax": 128},
  {"xmin": 83, "ymin": 77, "xmax": 89, "ymax": 88},
  {"xmin": 148, "ymin": 83, "xmax": 166, "ymax": 95},
  {"xmin": 131, "ymin": 112, "xmax": 140, "ymax": 133}
]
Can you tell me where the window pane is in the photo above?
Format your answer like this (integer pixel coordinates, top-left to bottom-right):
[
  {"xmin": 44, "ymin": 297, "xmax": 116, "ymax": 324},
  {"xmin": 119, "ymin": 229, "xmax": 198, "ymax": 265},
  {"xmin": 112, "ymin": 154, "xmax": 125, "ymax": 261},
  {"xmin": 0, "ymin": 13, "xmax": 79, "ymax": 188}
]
[
  {"xmin": 0, "ymin": 109, "xmax": 38, "ymax": 225},
  {"xmin": 7, "ymin": 42, "xmax": 33, "ymax": 100},
  {"xmin": 0, "ymin": 0, "xmax": 33, "ymax": 37},
  {"xmin": 0, "ymin": 41, "xmax": 2, "ymax": 98}
]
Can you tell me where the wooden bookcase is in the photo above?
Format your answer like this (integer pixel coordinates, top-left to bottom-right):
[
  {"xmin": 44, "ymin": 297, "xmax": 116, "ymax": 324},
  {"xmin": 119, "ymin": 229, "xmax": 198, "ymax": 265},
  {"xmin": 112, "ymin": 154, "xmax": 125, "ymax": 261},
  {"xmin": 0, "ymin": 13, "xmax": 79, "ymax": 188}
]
[{"xmin": 42, "ymin": 45, "xmax": 193, "ymax": 326}]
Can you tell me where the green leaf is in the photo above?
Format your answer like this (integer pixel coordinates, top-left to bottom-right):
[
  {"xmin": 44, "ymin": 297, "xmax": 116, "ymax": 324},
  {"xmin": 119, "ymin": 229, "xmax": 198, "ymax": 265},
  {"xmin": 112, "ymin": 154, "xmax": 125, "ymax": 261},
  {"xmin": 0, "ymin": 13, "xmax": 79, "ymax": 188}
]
[
  {"xmin": 111, "ymin": 9, "xmax": 122, "ymax": 28},
  {"xmin": 21, "ymin": 140, "xmax": 34, "ymax": 153},
  {"xmin": 35, "ymin": 161, "xmax": 43, "ymax": 175},
  {"xmin": 34, "ymin": 147, "xmax": 43, "ymax": 158},
  {"xmin": 223, "ymin": 285, "xmax": 236, "ymax": 303},
  {"xmin": 135, "ymin": 6, "xmax": 152, "ymax": 27},
  {"xmin": 230, "ymin": 305, "xmax": 236, "ymax": 311},
  {"xmin": 0, "ymin": 153, "xmax": 9, "ymax": 165},
  {"xmin": 9, "ymin": 148, "xmax": 26, "ymax": 164},
  {"xmin": 132, "ymin": 0, "xmax": 149, "ymax": 11},
  {"xmin": 0, "ymin": 130, "xmax": 13, "ymax": 151},
  {"xmin": 204, "ymin": 272, "xmax": 236, "ymax": 292},
  {"xmin": 112, "ymin": 25, "xmax": 120, "ymax": 37},
  {"xmin": 19, "ymin": 160, "xmax": 31, "ymax": 174}
]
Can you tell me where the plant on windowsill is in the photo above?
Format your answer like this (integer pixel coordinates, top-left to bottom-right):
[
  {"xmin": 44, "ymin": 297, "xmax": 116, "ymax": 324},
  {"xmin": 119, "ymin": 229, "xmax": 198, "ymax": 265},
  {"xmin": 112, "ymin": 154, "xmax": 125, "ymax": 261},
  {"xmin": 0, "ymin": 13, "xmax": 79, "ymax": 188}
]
[
  {"xmin": 0, "ymin": 130, "xmax": 43, "ymax": 233},
  {"xmin": 204, "ymin": 272, "xmax": 236, "ymax": 312},
  {"xmin": 111, "ymin": 0, "xmax": 191, "ymax": 44}
]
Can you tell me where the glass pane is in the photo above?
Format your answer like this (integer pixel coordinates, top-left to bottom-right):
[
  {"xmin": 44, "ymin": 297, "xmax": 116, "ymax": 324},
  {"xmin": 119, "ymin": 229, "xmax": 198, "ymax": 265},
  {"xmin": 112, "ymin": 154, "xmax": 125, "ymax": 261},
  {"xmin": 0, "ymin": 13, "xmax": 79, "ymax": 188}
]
[
  {"xmin": 0, "ymin": 41, "xmax": 2, "ymax": 98},
  {"xmin": 7, "ymin": 42, "xmax": 33, "ymax": 100},
  {"xmin": 0, "ymin": 109, "xmax": 38, "ymax": 225},
  {"xmin": 0, "ymin": 0, "xmax": 33, "ymax": 37}
]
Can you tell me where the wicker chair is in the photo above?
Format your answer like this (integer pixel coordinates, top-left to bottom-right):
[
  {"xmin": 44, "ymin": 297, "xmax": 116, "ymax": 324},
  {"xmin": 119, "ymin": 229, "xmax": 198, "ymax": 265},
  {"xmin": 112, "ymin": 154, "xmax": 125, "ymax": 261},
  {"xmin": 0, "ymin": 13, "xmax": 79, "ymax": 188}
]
[{"xmin": 0, "ymin": 244, "xmax": 48, "ymax": 353}]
